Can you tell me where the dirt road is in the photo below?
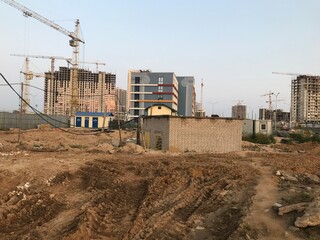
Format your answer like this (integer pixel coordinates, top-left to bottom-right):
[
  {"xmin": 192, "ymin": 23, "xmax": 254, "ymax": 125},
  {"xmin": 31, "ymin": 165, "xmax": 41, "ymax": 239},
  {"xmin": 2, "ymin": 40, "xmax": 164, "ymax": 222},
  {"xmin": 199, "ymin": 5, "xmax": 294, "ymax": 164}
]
[{"xmin": 0, "ymin": 129, "xmax": 320, "ymax": 239}]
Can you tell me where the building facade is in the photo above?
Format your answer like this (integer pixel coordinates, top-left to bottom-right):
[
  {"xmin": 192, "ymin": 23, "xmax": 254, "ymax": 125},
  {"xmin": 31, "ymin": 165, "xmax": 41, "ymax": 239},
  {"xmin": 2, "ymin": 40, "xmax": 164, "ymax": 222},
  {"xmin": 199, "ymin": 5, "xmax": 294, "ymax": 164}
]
[
  {"xmin": 243, "ymin": 119, "xmax": 273, "ymax": 136},
  {"xmin": 259, "ymin": 108, "xmax": 290, "ymax": 122},
  {"xmin": 232, "ymin": 104, "xmax": 247, "ymax": 119},
  {"xmin": 127, "ymin": 70, "xmax": 179, "ymax": 118},
  {"xmin": 291, "ymin": 75, "xmax": 320, "ymax": 127},
  {"xmin": 177, "ymin": 76, "xmax": 196, "ymax": 116},
  {"xmin": 140, "ymin": 116, "xmax": 243, "ymax": 153},
  {"xmin": 44, "ymin": 67, "xmax": 116, "ymax": 115},
  {"xmin": 73, "ymin": 112, "xmax": 114, "ymax": 129},
  {"xmin": 145, "ymin": 104, "xmax": 178, "ymax": 116},
  {"xmin": 115, "ymin": 88, "xmax": 127, "ymax": 120}
]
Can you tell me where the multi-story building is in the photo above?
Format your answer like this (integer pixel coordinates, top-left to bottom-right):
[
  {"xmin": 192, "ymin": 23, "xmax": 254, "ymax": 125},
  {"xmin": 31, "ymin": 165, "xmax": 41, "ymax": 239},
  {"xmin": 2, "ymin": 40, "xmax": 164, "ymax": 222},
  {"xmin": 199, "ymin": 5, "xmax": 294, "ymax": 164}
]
[
  {"xmin": 232, "ymin": 104, "xmax": 247, "ymax": 119},
  {"xmin": 177, "ymin": 76, "xmax": 196, "ymax": 116},
  {"xmin": 259, "ymin": 108, "xmax": 290, "ymax": 122},
  {"xmin": 115, "ymin": 88, "xmax": 127, "ymax": 120},
  {"xmin": 44, "ymin": 67, "xmax": 116, "ymax": 115},
  {"xmin": 291, "ymin": 75, "xmax": 320, "ymax": 126},
  {"xmin": 127, "ymin": 70, "xmax": 179, "ymax": 118}
]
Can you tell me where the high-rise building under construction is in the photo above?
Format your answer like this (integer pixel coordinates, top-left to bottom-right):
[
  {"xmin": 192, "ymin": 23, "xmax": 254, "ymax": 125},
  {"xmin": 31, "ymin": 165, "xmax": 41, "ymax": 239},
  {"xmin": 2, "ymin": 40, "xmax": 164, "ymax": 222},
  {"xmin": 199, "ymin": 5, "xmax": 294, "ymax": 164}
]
[
  {"xmin": 232, "ymin": 104, "xmax": 247, "ymax": 119},
  {"xmin": 291, "ymin": 75, "xmax": 320, "ymax": 126},
  {"xmin": 44, "ymin": 67, "xmax": 116, "ymax": 115}
]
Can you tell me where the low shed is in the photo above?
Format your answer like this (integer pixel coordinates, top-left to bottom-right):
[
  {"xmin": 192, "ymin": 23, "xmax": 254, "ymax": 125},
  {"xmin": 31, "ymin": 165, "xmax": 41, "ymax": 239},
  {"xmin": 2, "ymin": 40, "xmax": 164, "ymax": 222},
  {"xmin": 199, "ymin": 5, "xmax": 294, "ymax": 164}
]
[
  {"xmin": 140, "ymin": 116, "xmax": 243, "ymax": 153},
  {"xmin": 73, "ymin": 112, "xmax": 114, "ymax": 129}
]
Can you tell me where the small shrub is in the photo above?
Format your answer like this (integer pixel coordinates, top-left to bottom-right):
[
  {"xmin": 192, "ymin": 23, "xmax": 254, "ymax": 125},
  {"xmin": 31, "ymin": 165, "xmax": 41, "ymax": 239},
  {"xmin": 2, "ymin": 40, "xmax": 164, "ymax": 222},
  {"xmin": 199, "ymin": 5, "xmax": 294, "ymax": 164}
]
[
  {"xmin": 311, "ymin": 134, "xmax": 320, "ymax": 143},
  {"xmin": 289, "ymin": 133, "xmax": 310, "ymax": 143},
  {"xmin": 281, "ymin": 138, "xmax": 293, "ymax": 144},
  {"xmin": 243, "ymin": 133, "xmax": 275, "ymax": 144}
]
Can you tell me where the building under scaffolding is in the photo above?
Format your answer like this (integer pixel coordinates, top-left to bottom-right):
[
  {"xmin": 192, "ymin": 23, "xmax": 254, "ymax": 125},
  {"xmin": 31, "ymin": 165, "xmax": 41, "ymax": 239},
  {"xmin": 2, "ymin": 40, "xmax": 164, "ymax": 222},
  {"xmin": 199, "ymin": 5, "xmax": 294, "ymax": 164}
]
[
  {"xmin": 44, "ymin": 67, "xmax": 116, "ymax": 115},
  {"xmin": 291, "ymin": 75, "xmax": 320, "ymax": 127}
]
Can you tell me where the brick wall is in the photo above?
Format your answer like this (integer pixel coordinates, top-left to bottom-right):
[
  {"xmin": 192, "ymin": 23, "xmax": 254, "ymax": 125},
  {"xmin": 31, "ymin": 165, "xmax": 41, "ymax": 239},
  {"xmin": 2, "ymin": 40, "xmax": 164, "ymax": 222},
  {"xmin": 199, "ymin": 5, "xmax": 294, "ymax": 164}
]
[
  {"xmin": 169, "ymin": 117, "xmax": 242, "ymax": 153},
  {"xmin": 141, "ymin": 116, "xmax": 243, "ymax": 153}
]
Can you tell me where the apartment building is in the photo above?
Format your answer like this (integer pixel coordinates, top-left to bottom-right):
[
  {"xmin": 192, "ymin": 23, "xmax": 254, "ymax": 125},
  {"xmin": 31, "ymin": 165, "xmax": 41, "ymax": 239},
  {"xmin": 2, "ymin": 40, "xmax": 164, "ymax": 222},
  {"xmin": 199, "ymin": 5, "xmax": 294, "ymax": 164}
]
[
  {"xmin": 291, "ymin": 75, "xmax": 320, "ymax": 126},
  {"xmin": 127, "ymin": 70, "xmax": 179, "ymax": 118},
  {"xmin": 177, "ymin": 76, "xmax": 196, "ymax": 116},
  {"xmin": 115, "ymin": 88, "xmax": 127, "ymax": 120},
  {"xmin": 232, "ymin": 104, "xmax": 247, "ymax": 119},
  {"xmin": 44, "ymin": 67, "xmax": 116, "ymax": 115}
]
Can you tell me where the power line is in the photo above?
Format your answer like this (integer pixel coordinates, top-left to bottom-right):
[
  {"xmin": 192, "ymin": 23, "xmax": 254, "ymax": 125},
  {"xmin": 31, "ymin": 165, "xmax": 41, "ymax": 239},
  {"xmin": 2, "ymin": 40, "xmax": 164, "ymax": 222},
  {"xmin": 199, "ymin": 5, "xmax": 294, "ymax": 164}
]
[{"xmin": 0, "ymin": 73, "xmax": 104, "ymax": 135}]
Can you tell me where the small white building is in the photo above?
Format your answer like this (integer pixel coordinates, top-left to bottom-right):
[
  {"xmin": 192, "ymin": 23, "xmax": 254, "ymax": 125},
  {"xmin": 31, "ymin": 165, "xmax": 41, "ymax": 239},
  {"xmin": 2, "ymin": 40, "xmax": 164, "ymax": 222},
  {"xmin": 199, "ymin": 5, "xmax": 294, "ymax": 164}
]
[
  {"xmin": 72, "ymin": 112, "xmax": 114, "ymax": 129},
  {"xmin": 243, "ymin": 119, "xmax": 272, "ymax": 136}
]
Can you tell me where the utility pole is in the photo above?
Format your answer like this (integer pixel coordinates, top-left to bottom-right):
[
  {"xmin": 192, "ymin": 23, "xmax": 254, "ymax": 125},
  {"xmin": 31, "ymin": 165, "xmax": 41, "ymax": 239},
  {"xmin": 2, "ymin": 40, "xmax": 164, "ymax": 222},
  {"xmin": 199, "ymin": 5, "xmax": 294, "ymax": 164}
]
[
  {"xmin": 18, "ymin": 82, "xmax": 23, "ymax": 143},
  {"xmin": 274, "ymin": 92, "xmax": 280, "ymax": 133},
  {"xmin": 117, "ymin": 91, "xmax": 122, "ymax": 146}
]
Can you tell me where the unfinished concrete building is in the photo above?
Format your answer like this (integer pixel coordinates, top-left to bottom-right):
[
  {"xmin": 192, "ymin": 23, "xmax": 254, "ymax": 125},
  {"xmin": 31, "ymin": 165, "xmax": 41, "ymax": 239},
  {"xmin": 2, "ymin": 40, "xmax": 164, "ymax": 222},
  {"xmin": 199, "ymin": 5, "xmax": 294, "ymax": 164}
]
[
  {"xmin": 44, "ymin": 67, "xmax": 116, "ymax": 115},
  {"xmin": 115, "ymin": 88, "xmax": 127, "ymax": 120},
  {"xmin": 291, "ymin": 75, "xmax": 320, "ymax": 127},
  {"xmin": 232, "ymin": 104, "xmax": 247, "ymax": 119}
]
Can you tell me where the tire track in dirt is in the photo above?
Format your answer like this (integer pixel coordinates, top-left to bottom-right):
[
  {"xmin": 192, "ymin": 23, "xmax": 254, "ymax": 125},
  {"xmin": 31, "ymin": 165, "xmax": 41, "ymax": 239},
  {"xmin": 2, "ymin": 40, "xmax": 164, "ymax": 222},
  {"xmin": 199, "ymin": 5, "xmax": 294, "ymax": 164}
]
[
  {"xmin": 0, "ymin": 153, "xmax": 258, "ymax": 240},
  {"xmin": 244, "ymin": 158, "xmax": 301, "ymax": 240}
]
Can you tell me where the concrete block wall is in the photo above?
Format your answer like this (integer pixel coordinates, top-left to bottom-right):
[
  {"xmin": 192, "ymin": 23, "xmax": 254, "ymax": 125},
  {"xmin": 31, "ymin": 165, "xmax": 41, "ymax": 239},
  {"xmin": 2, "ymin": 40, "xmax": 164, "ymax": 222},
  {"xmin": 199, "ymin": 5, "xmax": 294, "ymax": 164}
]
[
  {"xmin": 0, "ymin": 112, "xmax": 69, "ymax": 130},
  {"xmin": 168, "ymin": 117, "xmax": 243, "ymax": 153},
  {"xmin": 141, "ymin": 116, "xmax": 243, "ymax": 153}
]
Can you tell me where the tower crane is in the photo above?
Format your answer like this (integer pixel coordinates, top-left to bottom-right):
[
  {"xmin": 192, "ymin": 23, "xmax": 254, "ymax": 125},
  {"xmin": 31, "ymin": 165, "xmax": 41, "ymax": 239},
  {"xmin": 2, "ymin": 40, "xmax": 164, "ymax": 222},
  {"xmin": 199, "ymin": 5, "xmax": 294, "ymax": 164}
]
[
  {"xmin": 272, "ymin": 72, "xmax": 318, "ymax": 77},
  {"xmin": 11, "ymin": 54, "xmax": 106, "ymax": 73},
  {"xmin": 1, "ymin": 0, "xmax": 85, "ymax": 115},
  {"xmin": 261, "ymin": 91, "xmax": 274, "ymax": 111},
  {"xmin": 11, "ymin": 53, "xmax": 106, "ymax": 113}
]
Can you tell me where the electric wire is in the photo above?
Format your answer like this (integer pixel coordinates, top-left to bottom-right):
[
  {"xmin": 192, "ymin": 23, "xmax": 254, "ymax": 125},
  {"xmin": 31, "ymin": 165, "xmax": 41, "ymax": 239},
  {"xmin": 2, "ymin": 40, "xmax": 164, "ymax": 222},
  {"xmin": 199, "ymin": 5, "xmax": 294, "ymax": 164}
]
[
  {"xmin": 0, "ymin": 73, "xmax": 106, "ymax": 135},
  {"xmin": 0, "ymin": 82, "xmax": 125, "ymax": 126}
]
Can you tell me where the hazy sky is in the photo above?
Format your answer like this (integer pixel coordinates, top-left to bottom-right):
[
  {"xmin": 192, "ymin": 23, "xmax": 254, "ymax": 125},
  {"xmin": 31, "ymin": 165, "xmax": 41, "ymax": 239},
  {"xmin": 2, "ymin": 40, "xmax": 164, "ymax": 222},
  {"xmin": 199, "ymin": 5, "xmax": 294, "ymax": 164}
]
[{"xmin": 1, "ymin": 0, "xmax": 320, "ymax": 117}]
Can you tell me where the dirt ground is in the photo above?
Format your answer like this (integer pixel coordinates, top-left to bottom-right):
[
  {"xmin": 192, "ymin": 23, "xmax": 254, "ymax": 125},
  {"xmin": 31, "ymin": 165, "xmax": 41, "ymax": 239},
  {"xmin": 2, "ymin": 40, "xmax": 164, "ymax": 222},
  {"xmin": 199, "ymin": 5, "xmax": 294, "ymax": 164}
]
[{"xmin": 1, "ymin": 129, "xmax": 320, "ymax": 239}]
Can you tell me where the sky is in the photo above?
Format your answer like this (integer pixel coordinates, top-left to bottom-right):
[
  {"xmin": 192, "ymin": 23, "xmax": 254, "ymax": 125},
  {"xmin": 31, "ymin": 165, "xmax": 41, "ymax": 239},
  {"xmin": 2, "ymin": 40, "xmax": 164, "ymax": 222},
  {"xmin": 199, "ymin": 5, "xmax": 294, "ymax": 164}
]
[{"xmin": 1, "ymin": 0, "xmax": 320, "ymax": 117}]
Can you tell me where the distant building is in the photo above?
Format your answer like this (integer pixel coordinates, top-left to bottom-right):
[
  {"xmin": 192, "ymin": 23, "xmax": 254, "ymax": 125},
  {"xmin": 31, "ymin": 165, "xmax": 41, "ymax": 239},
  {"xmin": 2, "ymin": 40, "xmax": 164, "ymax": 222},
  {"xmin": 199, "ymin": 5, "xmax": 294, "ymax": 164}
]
[
  {"xmin": 140, "ymin": 116, "xmax": 243, "ymax": 153},
  {"xmin": 115, "ymin": 88, "xmax": 127, "ymax": 120},
  {"xmin": 291, "ymin": 75, "xmax": 320, "ymax": 127},
  {"xmin": 243, "ymin": 119, "xmax": 273, "ymax": 136},
  {"xmin": 259, "ymin": 108, "xmax": 290, "ymax": 122},
  {"xmin": 195, "ymin": 102, "xmax": 205, "ymax": 117},
  {"xmin": 259, "ymin": 108, "xmax": 290, "ymax": 129},
  {"xmin": 44, "ymin": 67, "xmax": 116, "ymax": 115},
  {"xmin": 127, "ymin": 70, "xmax": 197, "ymax": 119},
  {"xmin": 177, "ymin": 76, "xmax": 196, "ymax": 116},
  {"xmin": 232, "ymin": 104, "xmax": 247, "ymax": 119}
]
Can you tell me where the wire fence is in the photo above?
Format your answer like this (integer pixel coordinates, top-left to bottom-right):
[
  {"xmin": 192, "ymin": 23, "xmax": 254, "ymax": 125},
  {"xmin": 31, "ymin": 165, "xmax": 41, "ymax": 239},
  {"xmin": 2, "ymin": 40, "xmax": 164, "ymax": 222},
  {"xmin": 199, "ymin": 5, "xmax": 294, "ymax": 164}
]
[{"xmin": 0, "ymin": 112, "xmax": 69, "ymax": 130}]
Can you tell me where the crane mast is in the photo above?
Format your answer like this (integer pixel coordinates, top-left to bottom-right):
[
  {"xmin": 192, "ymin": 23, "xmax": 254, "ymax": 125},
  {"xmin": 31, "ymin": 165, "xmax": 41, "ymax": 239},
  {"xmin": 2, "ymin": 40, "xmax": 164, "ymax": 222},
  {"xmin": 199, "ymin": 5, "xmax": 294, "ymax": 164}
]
[
  {"xmin": 261, "ymin": 91, "xmax": 274, "ymax": 111},
  {"xmin": 11, "ymin": 54, "xmax": 106, "ymax": 114},
  {"xmin": 1, "ymin": 0, "xmax": 85, "ymax": 115}
]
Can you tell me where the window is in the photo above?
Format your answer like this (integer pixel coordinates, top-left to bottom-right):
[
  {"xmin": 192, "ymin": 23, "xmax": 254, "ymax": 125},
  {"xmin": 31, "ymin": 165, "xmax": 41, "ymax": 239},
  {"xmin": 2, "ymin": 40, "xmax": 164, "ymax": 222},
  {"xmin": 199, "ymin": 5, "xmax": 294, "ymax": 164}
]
[
  {"xmin": 261, "ymin": 124, "xmax": 266, "ymax": 130},
  {"xmin": 134, "ymin": 110, "xmax": 139, "ymax": 116},
  {"xmin": 134, "ymin": 86, "xmax": 140, "ymax": 92},
  {"xmin": 158, "ymin": 86, "xmax": 163, "ymax": 92},
  {"xmin": 135, "ymin": 77, "xmax": 140, "ymax": 84},
  {"xmin": 158, "ymin": 77, "xmax": 164, "ymax": 84},
  {"xmin": 134, "ymin": 102, "xmax": 139, "ymax": 108},
  {"xmin": 134, "ymin": 94, "xmax": 139, "ymax": 100}
]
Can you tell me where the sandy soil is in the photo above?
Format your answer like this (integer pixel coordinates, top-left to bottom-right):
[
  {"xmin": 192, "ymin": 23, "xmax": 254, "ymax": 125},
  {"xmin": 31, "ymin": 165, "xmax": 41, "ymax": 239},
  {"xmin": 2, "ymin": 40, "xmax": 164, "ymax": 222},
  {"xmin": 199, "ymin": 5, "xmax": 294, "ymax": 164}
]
[{"xmin": 0, "ymin": 129, "xmax": 320, "ymax": 239}]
